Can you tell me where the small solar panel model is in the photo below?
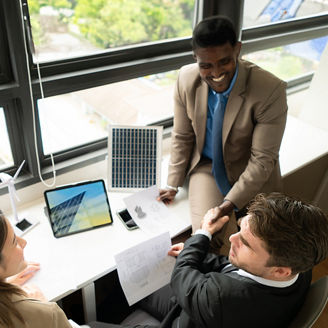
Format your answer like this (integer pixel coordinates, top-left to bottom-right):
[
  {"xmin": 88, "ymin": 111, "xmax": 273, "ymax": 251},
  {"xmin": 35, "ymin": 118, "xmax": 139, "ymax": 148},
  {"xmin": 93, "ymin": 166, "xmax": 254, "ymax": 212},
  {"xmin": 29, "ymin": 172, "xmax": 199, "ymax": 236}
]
[{"xmin": 108, "ymin": 125, "xmax": 163, "ymax": 192}]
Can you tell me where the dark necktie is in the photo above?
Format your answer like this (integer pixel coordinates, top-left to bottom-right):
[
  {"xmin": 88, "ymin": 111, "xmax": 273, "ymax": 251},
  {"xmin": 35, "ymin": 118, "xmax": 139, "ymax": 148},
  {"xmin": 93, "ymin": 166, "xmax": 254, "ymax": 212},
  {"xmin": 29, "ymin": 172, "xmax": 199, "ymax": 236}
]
[{"xmin": 212, "ymin": 94, "xmax": 231, "ymax": 196}]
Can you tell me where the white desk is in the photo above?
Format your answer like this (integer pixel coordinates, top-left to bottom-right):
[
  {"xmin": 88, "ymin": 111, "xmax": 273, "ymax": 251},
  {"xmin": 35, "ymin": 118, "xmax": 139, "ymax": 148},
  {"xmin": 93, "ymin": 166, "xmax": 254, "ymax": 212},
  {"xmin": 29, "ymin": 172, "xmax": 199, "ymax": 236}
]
[
  {"xmin": 19, "ymin": 187, "xmax": 190, "ymax": 322},
  {"xmin": 280, "ymin": 115, "xmax": 328, "ymax": 176},
  {"xmin": 10, "ymin": 113, "xmax": 328, "ymax": 323}
]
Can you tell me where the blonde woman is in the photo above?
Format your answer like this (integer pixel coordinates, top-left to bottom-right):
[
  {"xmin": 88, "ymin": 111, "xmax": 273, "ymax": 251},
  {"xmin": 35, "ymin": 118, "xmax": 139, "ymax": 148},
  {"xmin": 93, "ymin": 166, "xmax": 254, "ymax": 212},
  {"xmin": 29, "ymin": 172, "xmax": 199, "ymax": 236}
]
[{"xmin": 0, "ymin": 210, "xmax": 72, "ymax": 328}]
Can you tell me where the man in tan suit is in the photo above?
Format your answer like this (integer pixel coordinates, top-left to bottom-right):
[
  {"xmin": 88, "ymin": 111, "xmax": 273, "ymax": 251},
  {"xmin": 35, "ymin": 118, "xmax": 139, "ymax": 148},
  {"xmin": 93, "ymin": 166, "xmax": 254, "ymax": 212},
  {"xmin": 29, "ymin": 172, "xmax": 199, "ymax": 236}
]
[{"xmin": 158, "ymin": 16, "xmax": 287, "ymax": 254}]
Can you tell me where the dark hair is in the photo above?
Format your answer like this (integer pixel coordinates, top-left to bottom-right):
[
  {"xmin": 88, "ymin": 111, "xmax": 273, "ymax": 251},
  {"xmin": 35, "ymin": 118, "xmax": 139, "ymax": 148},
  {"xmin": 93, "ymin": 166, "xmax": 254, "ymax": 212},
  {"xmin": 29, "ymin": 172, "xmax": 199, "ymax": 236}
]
[
  {"xmin": 0, "ymin": 211, "xmax": 26, "ymax": 328},
  {"xmin": 247, "ymin": 193, "xmax": 328, "ymax": 274},
  {"xmin": 0, "ymin": 210, "xmax": 6, "ymax": 263},
  {"xmin": 192, "ymin": 15, "xmax": 237, "ymax": 50}
]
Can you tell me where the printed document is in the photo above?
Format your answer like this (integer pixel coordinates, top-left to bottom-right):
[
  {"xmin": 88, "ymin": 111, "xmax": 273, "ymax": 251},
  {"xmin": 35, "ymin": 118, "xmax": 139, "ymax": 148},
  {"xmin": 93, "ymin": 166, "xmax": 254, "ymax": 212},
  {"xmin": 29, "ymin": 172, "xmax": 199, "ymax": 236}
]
[
  {"xmin": 123, "ymin": 185, "xmax": 186, "ymax": 236},
  {"xmin": 114, "ymin": 231, "xmax": 175, "ymax": 305}
]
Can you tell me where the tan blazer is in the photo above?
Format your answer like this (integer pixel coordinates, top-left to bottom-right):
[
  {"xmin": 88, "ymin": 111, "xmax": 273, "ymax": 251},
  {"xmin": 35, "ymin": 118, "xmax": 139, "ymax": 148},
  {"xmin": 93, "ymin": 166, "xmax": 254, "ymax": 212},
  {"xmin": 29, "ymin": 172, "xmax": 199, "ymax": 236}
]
[
  {"xmin": 10, "ymin": 294, "xmax": 72, "ymax": 328},
  {"xmin": 168, "ymin": 59, "xmax": 287, "ymax": 209}
]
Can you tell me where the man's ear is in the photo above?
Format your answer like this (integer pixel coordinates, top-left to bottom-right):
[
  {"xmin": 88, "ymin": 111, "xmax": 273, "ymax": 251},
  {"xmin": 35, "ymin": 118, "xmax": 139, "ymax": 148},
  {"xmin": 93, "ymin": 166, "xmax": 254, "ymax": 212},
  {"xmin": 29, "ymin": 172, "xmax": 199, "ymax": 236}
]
[
  {"xmin": 271, "ymin": 266, "xmax": 293, "ymax": 279},
  {"xmin": 234, "ymin": 41, "xmax": 242, "ymax": 58}
]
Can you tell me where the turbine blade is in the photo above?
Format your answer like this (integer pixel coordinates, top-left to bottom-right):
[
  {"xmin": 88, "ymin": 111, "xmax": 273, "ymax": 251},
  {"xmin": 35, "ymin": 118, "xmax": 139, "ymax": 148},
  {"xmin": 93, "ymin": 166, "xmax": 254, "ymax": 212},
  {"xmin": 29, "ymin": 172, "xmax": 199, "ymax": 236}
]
[{"xmin": 13, "ymin": 160, "xmax": 26, "ymax": 180}]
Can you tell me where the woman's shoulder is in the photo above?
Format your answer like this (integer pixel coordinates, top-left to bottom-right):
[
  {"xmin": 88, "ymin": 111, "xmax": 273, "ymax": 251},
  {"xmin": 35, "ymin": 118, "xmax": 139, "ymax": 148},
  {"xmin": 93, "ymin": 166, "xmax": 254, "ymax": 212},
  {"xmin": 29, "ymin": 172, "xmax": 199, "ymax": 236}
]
[
  {"xmin": 12, "ymin": 293, "xmax": 58, "ymax": 311},
  {"xmin": 11, "ymin": 294, "xmax": 72, "ymax": 328}
]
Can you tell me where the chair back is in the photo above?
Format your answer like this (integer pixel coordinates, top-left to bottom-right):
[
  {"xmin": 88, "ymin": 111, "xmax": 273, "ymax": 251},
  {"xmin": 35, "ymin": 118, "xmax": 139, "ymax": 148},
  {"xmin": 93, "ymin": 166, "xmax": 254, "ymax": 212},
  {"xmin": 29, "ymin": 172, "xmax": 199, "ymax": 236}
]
[{"xmin": 289, "ymin": 276, "xmax": 328, "ymax": 328}]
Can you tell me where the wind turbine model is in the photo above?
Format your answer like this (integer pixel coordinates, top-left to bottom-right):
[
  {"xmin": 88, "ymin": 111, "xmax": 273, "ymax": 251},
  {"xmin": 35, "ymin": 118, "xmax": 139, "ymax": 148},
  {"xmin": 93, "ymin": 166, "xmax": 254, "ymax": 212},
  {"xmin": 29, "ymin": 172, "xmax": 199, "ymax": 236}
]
[{"xmin": 0, "ymin": 160, "xmax": 39, "ymax": 236}]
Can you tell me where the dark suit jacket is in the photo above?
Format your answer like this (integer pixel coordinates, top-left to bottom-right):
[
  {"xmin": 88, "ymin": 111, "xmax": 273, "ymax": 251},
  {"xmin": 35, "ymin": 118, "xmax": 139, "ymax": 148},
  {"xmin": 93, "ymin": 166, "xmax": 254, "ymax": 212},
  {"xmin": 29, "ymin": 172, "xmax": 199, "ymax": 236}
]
[
  {"xmin": 163, "ymin": 234, "xmax": 311, "ymax": 328},
  {"xmin": 168, "ymin": 60, "xmax": 288, "ymax": 209}
]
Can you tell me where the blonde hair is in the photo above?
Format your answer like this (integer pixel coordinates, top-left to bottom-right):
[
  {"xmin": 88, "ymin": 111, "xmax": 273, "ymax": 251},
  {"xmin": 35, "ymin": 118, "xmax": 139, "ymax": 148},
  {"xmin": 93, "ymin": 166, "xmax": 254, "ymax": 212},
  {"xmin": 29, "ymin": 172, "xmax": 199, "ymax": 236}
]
[{"xmin": 0, "ymin": 211, "xmax": 26, "ymax": 328}]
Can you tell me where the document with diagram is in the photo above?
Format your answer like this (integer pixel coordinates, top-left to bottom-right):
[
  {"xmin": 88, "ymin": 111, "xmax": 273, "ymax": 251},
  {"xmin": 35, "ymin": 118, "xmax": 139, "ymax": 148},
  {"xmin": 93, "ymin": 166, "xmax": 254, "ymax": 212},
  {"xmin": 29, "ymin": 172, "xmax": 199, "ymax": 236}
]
[
  {"xmin": 123, "ymin": 185, "xmax": 186, "ymax": 237},
  {"xmin": 114, "ymin": 231, "xmax": 175, "ymax": 305}
]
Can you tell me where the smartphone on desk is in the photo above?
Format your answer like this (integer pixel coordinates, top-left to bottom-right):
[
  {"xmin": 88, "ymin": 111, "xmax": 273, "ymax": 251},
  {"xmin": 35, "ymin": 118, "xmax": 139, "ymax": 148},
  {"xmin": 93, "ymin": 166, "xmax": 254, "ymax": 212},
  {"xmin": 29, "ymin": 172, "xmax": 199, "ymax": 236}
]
[{"xmin": 116, "ymin": 209, "xmax": 138, "ymax": 230}]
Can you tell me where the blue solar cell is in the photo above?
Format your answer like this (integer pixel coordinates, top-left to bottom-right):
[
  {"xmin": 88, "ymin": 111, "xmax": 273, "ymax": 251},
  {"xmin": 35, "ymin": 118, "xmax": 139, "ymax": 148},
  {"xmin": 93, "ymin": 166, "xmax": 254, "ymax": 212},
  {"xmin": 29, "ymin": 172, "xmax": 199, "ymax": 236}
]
[{"xmin": 109, "ymin": 126, "xmax": 161, "ymax": 190}]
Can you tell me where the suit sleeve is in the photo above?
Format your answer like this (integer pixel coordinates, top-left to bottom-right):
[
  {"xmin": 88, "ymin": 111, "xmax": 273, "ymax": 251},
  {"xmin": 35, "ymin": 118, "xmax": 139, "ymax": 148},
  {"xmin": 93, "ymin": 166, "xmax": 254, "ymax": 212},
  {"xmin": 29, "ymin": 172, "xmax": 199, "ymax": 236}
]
[
  {"xmin": 170, "ymin": 234, "xmax": 227, "ymax": 327},
  {"xmin": 167, "ymin": 70, "xmax": 196, "ymax": 187},
  {"xmin": 226, "ymin": 80, "xmax": 287, "ymax": 209},
  {"xmin": 200, "ymin": 253, "xmax": 231, "ymax": 273}
]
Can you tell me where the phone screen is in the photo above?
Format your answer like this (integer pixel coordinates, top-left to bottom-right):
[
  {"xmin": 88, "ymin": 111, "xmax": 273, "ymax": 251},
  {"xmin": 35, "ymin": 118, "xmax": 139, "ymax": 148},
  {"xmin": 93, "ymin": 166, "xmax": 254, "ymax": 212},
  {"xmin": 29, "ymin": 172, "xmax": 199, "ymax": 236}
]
[
  {"xmin": 117, "ymin": 209, "xmax": 138, "ymax": 230},
  {"xmin": 15, "ymin": 218, "xmax": 32, "ymax": 232}
]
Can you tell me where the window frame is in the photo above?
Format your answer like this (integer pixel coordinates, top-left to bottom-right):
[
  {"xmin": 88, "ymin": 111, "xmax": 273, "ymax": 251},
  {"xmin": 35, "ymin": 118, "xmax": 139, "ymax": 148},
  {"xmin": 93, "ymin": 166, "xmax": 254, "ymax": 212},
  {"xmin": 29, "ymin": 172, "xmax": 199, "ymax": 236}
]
[{"xmin": 0, "ymin": 0, "xmax": 328, "ymax": 194}]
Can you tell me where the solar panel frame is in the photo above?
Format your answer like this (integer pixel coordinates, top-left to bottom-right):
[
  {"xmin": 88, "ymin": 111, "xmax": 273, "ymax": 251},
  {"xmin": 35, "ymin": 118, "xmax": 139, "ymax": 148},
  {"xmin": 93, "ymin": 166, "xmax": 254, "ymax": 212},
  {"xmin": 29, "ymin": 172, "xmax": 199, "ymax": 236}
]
[{"xmin": 108, "ymin": 125, "xmax": 163, "ymax": 192}]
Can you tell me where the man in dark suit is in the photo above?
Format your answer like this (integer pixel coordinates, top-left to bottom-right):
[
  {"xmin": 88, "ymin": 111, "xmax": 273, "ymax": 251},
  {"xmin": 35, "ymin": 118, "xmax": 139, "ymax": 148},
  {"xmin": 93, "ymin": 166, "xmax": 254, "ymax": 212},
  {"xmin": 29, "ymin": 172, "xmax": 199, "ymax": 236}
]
[
  {"xmin": 158, "ymin": 16, "xmax": 288, "ymax": 255},
  {"xmin": 136, "ymin": 192, "xmax": 328, "ymax": 328},
  {"xmin": 93, "ymin": 193, "xmax": 328, "ymax": 328}
]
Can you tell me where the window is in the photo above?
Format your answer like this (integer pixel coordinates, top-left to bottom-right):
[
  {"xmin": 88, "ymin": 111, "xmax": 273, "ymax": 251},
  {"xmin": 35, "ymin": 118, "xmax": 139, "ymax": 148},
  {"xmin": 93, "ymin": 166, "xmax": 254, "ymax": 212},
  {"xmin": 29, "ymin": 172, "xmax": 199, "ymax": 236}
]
[
  {"xmin": 27, "ymin": 0, "xmax": 195, "ymax": 62},
  {"xmin": 39, "ymin": 70, "xmax": 177, "ymax": 154},
  {"xmin": 242, "ymin": 1, "xmax": 328, "ymax": 82},
  {"xmin": 0, "ymin": 0, "xmax": 327, "ymax": 189},
  {"xmin": 0, "ymin": 107, "xmax": 14, "ymax": 170},
  {"xmin": 242, "ymin": 36, "xmax": 328, "ymax": 81},
  {"xmin": 244, "ymin": 0, "xmax": 328, "ymax": 28}
]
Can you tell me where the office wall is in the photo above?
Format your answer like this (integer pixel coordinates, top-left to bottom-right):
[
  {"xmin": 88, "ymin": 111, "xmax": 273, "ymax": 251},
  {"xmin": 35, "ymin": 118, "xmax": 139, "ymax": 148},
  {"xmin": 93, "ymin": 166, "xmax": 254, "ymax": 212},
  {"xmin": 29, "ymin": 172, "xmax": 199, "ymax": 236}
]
[{"xmin": 283, "ymin": 152, "xmax": 328, "ymax": 213}]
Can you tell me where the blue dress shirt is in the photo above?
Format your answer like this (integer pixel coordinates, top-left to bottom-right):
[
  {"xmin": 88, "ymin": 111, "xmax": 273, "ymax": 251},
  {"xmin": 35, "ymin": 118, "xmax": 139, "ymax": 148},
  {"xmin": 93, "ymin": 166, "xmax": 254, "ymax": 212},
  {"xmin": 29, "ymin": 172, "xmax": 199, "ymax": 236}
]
[
  {"xmin": 202, "ymin": 65, "xmax": 239, "ymax": 160},
  {"xmin": 202, "ymin": 65, "xmax": 239, "ymax": 196}
]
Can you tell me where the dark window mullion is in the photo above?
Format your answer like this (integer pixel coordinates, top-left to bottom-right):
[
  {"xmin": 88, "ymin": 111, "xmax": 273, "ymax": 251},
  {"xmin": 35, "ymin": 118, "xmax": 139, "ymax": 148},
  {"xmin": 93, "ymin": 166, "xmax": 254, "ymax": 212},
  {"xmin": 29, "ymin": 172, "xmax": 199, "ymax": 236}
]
[
  {"xmin": 241, "ymin": 14, "xmax": 328, "ymax": 54},
  {"xmin": 2, "ymin": 0, "xmax": 42, "ymax": 177},
  {"xmin": 30, "ymin": 38, "xmax": 193, "ymax": 78},
  {"xmin": 0, "ymin": 0, "xmax": 13, "ymax": 84},
  {"xmin": 31, "ymin": 51, "xmax": 194, "ymax": 99},
  {"xmin": 2, "ymin": 100, "xmax": 28, "ymax": 174}
]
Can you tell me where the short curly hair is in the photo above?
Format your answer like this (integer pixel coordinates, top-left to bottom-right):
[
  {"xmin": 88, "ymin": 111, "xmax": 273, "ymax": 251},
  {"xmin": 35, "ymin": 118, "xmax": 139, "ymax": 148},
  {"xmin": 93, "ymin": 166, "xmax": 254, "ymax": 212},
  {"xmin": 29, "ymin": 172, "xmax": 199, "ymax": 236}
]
[{"xmin": 192, "ymin": 15, "xmax": 237, "ymax": 50}]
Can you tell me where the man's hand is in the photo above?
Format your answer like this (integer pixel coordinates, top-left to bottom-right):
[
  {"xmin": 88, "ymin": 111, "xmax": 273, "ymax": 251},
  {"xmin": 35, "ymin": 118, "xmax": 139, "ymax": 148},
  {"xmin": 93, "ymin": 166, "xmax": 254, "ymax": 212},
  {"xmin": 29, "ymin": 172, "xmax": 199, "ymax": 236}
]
[
  {"xmin": 6, "ymin": 262, "xmax": 40, "ymax": 286},
  {"xmin": 201, "ymin": 207, "xmax": 229, "ymax": 235},
  {"xmin": 168, "ymin": 242, "xmax": 184, "ymax": 257},
  {"xmin": 209, "ymin": 200, "xmax": 234, "ymax": 224},
  {"xmin": 157, "ymin": 188, "xmax": 177, "ymax": 205}
]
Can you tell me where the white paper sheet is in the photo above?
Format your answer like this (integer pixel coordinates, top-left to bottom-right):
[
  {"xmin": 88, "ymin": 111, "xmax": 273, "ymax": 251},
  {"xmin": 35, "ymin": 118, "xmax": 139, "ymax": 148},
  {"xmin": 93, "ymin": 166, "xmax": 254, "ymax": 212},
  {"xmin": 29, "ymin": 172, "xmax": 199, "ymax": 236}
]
[
  {"xmin": 114, "ymin": 231, "xmax": 175, "ymax": 306},
  {"xmin": 123, "ymin": 185, "xmax": 184, "ymax": 236}
]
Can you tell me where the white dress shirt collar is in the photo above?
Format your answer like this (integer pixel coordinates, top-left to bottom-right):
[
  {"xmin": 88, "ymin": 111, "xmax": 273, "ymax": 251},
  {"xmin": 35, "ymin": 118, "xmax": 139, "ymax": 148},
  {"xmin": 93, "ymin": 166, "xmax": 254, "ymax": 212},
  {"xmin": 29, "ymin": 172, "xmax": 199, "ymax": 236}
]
[{"xmin": 237, "ymin": 269, "xmax": 299, "ymax": 288}]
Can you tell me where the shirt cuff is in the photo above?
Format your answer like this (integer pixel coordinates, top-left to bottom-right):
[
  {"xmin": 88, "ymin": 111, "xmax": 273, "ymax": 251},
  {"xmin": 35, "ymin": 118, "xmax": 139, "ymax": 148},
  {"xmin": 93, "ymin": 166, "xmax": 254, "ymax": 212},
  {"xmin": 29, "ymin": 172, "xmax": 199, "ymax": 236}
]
[
  {"xmin": 194, "ymin": 229, "xmax": 212, "ymax": 241},
  {"xmin": 166, "ymin": 185, "xmax": 179, "ymax": 193},
  {"xmin": 223, "ymin": 198, "xmax": 239, "ymax": 211}
]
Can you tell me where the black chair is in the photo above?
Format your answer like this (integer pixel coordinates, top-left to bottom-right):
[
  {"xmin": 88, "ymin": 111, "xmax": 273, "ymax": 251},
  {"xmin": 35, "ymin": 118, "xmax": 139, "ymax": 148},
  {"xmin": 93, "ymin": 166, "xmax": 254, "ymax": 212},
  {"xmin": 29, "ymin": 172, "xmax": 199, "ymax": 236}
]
[{"xmin": 289, "ymin": 276, "xmax": 328, "ymax": 328}]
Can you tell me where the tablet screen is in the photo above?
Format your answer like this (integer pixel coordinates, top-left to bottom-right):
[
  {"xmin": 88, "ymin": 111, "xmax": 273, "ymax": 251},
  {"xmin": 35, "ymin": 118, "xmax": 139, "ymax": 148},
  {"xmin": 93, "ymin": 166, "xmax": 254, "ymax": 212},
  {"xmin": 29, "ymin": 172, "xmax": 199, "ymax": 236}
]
[{"xmin": 44, "ymin": 180, "xmax": 113, "ymax": 238}]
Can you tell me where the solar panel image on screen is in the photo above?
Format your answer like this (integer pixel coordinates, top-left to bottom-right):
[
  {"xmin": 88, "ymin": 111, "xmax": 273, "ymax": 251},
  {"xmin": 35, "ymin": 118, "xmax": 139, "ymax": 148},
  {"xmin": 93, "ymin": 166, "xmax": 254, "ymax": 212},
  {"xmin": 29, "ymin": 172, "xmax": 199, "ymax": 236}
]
[
  {"xmin": 108, "ymin": 126, "xmax": 162, "ymax": 191},
  {"xmin": 50, "ymin": 191, "xmax": 86, "ymax": 236}
]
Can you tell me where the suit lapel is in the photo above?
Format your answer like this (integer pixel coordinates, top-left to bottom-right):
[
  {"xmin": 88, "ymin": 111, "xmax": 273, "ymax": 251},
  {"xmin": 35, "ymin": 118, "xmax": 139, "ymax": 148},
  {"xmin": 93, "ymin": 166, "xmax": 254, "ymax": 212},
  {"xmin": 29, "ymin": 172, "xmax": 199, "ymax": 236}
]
[
  {"xmin": 194, "ymin": 79, "xmax": 208, "ymax": 155},
  {"xmin": 222, "ymin": 60, "xmax": 247, "ymax": 147}
]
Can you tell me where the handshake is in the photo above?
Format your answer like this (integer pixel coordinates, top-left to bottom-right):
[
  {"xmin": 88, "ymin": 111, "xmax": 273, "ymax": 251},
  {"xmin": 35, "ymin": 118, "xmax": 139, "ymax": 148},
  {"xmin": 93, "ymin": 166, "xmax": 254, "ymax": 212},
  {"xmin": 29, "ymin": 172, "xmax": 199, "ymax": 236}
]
[{"xmin": 168, "ymin": 206, "xmax": 230, "ymax": 257}]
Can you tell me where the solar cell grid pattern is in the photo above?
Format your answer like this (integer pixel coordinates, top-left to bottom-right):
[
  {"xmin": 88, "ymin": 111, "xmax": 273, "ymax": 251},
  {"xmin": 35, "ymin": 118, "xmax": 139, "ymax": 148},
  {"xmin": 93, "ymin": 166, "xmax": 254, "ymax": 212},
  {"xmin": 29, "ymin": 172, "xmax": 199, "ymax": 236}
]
[
  {"xmin": 111, "ymin": 127, "xmax": 158, "ymax": 189},
  {"xmin": 51, "ymin": 192, "xmax": 86, "ymax": 235}
]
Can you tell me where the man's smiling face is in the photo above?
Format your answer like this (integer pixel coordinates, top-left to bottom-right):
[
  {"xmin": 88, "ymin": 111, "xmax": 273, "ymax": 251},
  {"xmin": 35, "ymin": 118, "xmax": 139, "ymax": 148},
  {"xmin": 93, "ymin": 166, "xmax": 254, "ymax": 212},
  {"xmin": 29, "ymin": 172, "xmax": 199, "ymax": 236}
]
[{"xmin": 194, "ymin": 41, "xmax": 241, "ymax": 93}]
